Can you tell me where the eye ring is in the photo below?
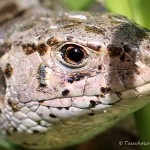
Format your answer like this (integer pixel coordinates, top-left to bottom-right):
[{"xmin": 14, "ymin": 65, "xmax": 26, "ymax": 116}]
[
  {"xmin": 60, "ymin": 44, "xmax": 88, "ymax": 65},
  {"xmin": 54, "ymin": 43, "xmax": 89, "ymax": 69}
]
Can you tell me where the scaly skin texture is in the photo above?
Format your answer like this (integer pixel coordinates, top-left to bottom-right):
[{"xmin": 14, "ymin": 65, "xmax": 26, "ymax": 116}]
[{"xmin": 0, "ymin": 1, "xmax": 150, "ymax": 149}]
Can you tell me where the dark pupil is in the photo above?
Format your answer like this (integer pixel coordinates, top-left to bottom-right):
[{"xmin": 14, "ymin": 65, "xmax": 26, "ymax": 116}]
[{"xmin": 67, "ymin": 47, "xmax": 84, "ymax": 62}]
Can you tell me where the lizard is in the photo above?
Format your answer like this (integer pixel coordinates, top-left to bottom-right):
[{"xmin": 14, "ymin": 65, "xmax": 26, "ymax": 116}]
[{"xmin": 0, "ymin": 0, "xmax": 150, "ymax": 149}]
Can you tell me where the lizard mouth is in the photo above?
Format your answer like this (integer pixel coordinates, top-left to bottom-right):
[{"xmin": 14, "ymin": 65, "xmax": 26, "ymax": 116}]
[
  {"xmin": 31, "ymin": 82, "xmax": 149, "ymax": 119},
  {"xmin": 39, "ymin": 94, "xmax": 120, "ymax": 109},
  {"xmin": 32, "ymin": 80, "xmax": 150, "ymax": 110},
  {"xmin": 34, "ymin": 95, "xmax": 113, "ymax": 119},
  {"xmin": 7, "ymin": 82, "xmax": 149, "ymax": 124}
]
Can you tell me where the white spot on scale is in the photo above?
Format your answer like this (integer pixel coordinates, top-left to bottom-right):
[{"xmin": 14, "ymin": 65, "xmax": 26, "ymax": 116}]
[
  {"xmin": 98, "ymin": 93, "xmax": 120, "ymax": 104},
  {"xmin": 30, "ymin": 125, "xmax": 47, "ymax": 132},
  {"xmin": 22, "ymin": 118, "xmax": 37, "ymax": 127},
  {"xmin": 104, "ymin": 110, "xmax": 107, "ymax": 113}
]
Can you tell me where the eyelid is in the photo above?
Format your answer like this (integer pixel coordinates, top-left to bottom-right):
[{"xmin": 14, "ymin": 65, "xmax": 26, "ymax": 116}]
[{"xmin": 54, "ymin": 42, "xmax": 90, "ymax": 69}]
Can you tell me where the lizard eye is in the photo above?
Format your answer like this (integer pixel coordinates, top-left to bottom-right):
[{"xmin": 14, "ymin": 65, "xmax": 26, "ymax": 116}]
[{"xmin": 60, "ymin": 44, "xmax": 88, "ymax": 66}]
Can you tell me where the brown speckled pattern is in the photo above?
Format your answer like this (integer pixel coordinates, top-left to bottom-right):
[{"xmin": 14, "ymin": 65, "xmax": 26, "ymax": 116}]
[{"xmin": 0, "ymin": 1, "xmax": 150, "ymax": 149}]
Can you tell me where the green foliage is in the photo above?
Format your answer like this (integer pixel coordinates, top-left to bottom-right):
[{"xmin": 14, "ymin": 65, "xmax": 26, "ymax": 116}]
[
  {"xmin": 105, "ymin": 0, "xmax": 150, "ymax": 28},
  {"xmin": 60, "ymin": 0, "xmax": 95, "ymax": 10},
  {"xmin": 134, "ymin": 105, "xmax": 150, "ymax": 150}
]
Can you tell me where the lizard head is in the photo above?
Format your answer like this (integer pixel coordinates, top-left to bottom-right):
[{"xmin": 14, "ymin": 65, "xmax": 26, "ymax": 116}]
[{"xmin": 1, "ymin": 12, "xmax": 150, "ymax": 148}]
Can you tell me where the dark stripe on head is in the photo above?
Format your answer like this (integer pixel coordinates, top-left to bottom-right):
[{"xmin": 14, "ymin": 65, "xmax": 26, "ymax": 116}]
[{"xmin": 0, "ymin": 67, "xmax": 6, "ymax": 97}]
